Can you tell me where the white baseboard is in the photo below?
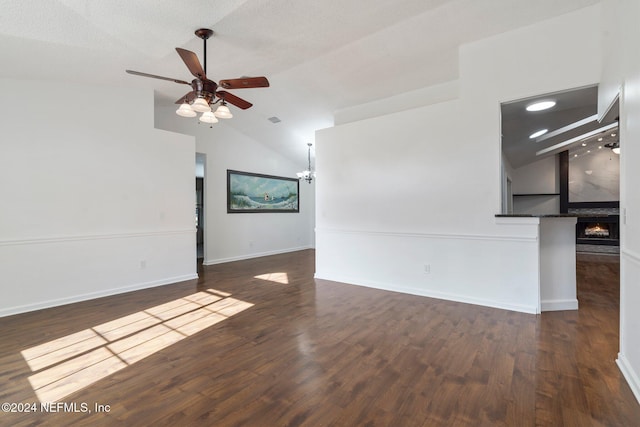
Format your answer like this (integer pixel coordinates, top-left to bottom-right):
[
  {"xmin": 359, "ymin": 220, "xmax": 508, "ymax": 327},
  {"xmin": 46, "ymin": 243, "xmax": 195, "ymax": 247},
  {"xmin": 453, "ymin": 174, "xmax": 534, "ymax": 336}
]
[
  {"xmin": 0, "ymin": 274, "xmax": 198, "ymax": 318},
  {"xmin": 314, "ymin": 271, "xmax": 538, "ymax": 314},
  {"xmin": 203, "ymin": 246, "xmax": 313, "ymax": 266},
  {"xmin": 541, "ymin": 299, "xmax": 579, "ymax": 312},
  {"xmin": 617, "ymin": 353, "xmax": 640, "ymax": 405}
]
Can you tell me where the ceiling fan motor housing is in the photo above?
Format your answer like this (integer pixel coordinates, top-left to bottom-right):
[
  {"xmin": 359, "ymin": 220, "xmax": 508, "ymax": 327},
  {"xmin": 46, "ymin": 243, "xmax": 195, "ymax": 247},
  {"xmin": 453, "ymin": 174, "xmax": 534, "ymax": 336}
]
[{"xmin": 192, "ymin": 79, "xmax": 218, "ymax": 103}]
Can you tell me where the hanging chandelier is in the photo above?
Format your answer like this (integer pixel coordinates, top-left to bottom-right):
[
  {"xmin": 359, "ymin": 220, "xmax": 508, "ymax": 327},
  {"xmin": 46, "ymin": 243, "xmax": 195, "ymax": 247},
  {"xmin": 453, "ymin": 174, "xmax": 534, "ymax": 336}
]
[
  {"xmin": 176, "ymin": 96, "xmax": 233, "ymax": 125},
  {"xmin": 296, "ymin": 143, "xmax": 315, "ymax": 184}
]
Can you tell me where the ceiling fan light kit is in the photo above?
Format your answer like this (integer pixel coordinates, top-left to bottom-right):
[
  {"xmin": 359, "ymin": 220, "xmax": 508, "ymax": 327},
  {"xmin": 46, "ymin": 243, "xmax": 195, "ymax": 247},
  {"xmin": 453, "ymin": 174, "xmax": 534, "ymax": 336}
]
[{"xmin": 126, "ymin": 28, "xmax": 269, "ymax": 127}]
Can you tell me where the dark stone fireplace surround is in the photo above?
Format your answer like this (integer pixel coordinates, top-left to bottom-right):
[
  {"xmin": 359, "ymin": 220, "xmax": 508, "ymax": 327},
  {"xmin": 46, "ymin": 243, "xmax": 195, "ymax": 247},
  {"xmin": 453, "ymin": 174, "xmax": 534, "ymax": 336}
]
[{"xmin": 559, "ymin": 151, "xmax": 620, "ymax": 247}]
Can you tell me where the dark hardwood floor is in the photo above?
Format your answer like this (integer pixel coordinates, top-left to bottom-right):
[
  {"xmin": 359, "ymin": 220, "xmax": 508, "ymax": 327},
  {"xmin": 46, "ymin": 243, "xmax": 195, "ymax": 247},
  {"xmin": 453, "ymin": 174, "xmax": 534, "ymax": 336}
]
[{"xmin": 0, "ymin": 250, "xmax": 638, "ymax": 426}]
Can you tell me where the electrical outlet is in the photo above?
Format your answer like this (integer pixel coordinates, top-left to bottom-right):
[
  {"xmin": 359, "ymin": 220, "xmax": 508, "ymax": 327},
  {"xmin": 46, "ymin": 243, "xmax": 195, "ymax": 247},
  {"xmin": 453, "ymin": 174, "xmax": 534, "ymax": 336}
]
[
  {"xmin": 424, "ymin": 264, "xmax": 431, "ymax": 274},
  {"xmin": 140, "ymin": 260, "xmax": 147, "ymax": 269}
]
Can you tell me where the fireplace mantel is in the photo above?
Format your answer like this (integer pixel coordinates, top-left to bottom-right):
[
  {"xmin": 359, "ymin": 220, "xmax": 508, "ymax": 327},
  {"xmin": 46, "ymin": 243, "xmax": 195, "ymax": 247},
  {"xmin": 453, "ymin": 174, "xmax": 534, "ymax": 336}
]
[{"xmin": 495, "ymin": 213, "xmax": 607, "ymax": 218}]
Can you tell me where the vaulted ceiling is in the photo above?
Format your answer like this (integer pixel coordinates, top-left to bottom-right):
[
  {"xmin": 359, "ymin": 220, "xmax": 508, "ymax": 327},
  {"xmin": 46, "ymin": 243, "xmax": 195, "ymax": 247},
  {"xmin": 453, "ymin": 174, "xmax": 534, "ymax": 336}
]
[{"xmin": 0, "ymin": 0, "xmax": 600, "ymax": 164}]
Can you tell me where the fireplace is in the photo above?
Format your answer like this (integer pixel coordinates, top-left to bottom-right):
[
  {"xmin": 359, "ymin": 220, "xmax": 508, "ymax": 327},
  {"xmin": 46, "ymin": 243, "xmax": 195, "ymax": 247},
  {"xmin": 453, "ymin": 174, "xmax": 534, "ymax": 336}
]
[{"xmin": 576, "ymin": 216, "xmax": 619, "ymax": 246}]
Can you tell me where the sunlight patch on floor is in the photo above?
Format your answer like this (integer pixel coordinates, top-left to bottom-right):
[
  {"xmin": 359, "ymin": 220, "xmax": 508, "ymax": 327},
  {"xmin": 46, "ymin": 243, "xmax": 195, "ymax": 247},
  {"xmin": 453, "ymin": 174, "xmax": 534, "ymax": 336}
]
[
  {"xmin": 254, "ymin": 272, "xmax": 290, "ymax": 284},
  {"xmin": 21, "ymin": 289, "xmax": 253, "ymax": 402}
]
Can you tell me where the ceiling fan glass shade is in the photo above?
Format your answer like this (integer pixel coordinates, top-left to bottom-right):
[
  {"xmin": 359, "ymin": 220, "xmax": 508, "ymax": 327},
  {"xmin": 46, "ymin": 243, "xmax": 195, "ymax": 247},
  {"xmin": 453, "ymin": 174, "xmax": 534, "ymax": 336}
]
[
  {"xmin": 214, "ymin": 104, "xmax": 233, "ymax": 119},
  {"xmin": 176, "ymin": 102, "xmax": 196, "ymax": 117},
  {"xmin": 199, "ymin": 111, "xmax": 218, "ymax": 124},
  {"xmin": 612, "ymin": 147, "xmax": 620, "ymax": 154},
  {"xmin": 192, "ymin": 97, "xmax": 211, "ymax": 113}
]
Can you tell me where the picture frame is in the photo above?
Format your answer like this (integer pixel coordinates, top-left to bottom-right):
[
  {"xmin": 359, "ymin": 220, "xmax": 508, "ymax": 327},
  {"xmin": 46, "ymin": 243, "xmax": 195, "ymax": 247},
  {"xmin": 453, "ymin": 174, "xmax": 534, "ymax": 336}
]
[{"xmin": 227, "ymin": 169, "xmax": 300, "ymax": 213}]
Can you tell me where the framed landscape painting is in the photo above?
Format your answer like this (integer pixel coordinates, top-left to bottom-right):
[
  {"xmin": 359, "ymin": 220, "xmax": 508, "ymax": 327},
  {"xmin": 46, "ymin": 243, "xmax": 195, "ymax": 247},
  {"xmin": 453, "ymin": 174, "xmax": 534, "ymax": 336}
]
[{"xmin": 227, "ymin": 170, "xmax": 299, "ymax": 213}]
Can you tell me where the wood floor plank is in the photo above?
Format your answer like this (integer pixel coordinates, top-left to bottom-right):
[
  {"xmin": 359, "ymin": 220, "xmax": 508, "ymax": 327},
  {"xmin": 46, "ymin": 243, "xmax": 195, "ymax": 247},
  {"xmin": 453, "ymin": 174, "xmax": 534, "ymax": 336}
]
[{"xmin": 0, "ymin": 250, "xmax": 639, "ymax": 426}]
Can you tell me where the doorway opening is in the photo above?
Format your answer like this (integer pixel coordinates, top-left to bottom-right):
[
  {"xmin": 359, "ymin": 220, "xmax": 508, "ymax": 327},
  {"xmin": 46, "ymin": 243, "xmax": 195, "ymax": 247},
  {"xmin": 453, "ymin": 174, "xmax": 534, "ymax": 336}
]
[{"xmin": 196, "ymin": 153, "xmax": 206, "ymax": 262}]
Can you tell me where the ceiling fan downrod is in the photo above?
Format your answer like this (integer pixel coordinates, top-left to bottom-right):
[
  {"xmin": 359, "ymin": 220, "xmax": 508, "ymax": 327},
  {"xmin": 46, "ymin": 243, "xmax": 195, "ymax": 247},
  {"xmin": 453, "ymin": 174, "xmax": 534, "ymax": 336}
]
[{"xmin": 194, "ymin": 28, "xmax": 214, "ymax": 75}]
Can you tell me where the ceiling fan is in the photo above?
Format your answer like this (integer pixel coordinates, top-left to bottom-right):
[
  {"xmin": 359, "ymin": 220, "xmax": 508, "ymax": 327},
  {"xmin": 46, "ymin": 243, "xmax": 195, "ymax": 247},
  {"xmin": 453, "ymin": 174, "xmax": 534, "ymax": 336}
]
[
  {"xmin": 126, "ymin": 28, "xmax": 269, "ymax": 123},
  {"xmin": 604, "ymin": 141, "xmax": 620, "ymax": 154}
]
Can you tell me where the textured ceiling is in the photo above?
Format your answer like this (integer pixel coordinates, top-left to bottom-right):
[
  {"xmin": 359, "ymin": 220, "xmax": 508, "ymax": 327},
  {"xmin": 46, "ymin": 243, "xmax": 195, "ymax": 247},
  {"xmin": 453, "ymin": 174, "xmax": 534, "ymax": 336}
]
[{"xmin": 0, "ymin": 0, "xmax": 600, "ymax": 164}]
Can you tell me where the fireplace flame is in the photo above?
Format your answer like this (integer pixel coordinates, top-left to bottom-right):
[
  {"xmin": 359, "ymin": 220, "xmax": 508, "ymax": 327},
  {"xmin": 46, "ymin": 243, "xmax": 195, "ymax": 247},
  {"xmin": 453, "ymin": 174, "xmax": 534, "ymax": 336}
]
[{"xmin": 585, "ymin": 223, "xmax": 610, "ymax": 237}]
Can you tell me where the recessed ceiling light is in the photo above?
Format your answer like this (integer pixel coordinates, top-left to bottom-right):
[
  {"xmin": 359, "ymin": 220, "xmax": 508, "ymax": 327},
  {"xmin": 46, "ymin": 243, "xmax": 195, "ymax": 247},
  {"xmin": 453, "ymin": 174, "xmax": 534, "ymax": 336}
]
[
  {"xmin": 574, "ymin": 154, "xmax": 578, "ymax": 157},
  {"xmin": 598, "ymin": 137, "xmax": 603, "ymax": 141},
  {"xmin": 611, "ymin": 133, "xmax": 617, "ymax": 137},
  {"xmin": 526, "ymin": 101, "xmax": 556, "ymax": 112},
  {"xmin": 598, "ymin": 146, "xmax": 603, "ymax": 149},
  {"xmin": 581, "ymin": 142, "xmax": 587, "ymax": 147},
  {"xmin": 529, "ymin": 129, "xmax": 548, "ymax": 139}
]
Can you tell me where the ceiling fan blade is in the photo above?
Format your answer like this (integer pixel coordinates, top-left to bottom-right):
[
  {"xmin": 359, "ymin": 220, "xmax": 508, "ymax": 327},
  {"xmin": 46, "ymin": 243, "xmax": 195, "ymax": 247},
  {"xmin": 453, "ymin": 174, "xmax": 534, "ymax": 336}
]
[
  {"xmin": 216, "ymin": 91, "xmax": 253, "ymax": 109},
  {"xmin": 175, "ymin": 91, "xmax": 197, "ymax": 104},
  {"xmin": 175, "ymin": 48, "xmax": 206, "ymax": 80},
  {"xmin": 219, "ymin": 76, "xmax": 270, "ymax": 89},
  {"xmin": 126, "ymin": 70, "xmax": 191, "ymax": 85}
]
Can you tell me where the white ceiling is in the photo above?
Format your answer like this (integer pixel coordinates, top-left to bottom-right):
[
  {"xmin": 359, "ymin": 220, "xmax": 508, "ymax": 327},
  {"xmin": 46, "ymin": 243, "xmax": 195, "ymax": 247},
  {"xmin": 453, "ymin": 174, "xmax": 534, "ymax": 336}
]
[
  {"xmin": 502, "ymin": 86, "xmax": 620, "ymax": 168},
  {"xmin": 0, "ymin": 0, "xmax": 601, "ymax": 164}
]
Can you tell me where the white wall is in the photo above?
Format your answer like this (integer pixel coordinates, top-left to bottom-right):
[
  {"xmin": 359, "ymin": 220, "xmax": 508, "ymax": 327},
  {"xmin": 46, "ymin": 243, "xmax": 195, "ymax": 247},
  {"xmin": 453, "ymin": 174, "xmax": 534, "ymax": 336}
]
[
  {"xmin": 600, "ymin": 0, "xmax": 640, "ymax": 405},
  {"xmin": 539, "ymin": 217, "xmax": 578, "ymax": 311},
  {"xmin": 512, "ymin": 155, "xmax": 559, "ymax": 195},
  {"xmin": 316, "ymin": 5, "xmax": 602, "ymax": 315},
  {"xmin": 0, "ymin": 80, "xmax": 196, "ymax": 317},
  {"xmin": 334, "ymin": 80, "xmax": 459, "ymax": 126},
  {"xmin": 155, "ymin": 106, "xmax": 315, "ymax": 264},
  {"xmin": 511, "ymin": 155, "xmax": 560, "ymax": 214}
]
